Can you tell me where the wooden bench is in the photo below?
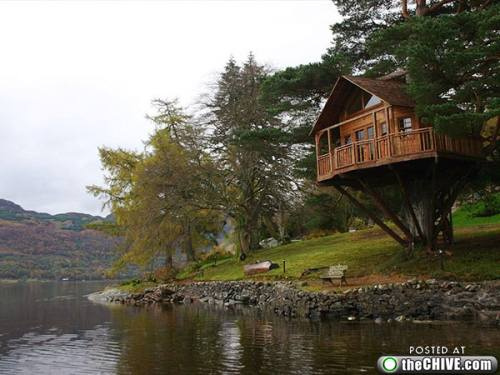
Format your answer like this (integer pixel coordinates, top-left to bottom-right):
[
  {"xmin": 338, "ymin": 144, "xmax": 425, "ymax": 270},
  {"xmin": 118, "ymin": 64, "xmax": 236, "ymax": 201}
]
[{"xmin": 320, "ymin": 265, "xmax": 348, "ymax": 286}]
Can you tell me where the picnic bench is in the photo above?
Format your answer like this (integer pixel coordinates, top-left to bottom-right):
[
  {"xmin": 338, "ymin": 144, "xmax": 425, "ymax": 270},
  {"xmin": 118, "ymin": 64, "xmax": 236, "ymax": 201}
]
[{"xmin": 320, "ymin": 265, "xmax": 348, "ymax": 286}]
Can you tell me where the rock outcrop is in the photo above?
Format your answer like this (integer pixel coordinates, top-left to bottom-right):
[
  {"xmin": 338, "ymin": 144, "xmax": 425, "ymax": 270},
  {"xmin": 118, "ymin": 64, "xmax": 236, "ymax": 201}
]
[{"xmin": 93, "ymin": 279, "xmax": 500, "ymax": 325}]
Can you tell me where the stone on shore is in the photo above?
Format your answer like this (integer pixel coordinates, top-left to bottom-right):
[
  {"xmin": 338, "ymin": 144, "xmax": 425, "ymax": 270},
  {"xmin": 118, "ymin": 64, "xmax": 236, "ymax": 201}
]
[{"xmin": 90, "ymin": 280, "xmax": 500, "ymax": 325}]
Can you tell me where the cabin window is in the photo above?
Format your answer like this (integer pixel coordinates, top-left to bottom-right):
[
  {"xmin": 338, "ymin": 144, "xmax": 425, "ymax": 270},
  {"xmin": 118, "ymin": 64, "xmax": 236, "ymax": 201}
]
[
  {"xmin": 399, "ymin": 117, "xmax": 412, "ymax": 132},
  {"xmin": 380, "ymin": 122, "xmax": 388, "ymax": 136},
  {"xmin": 365, "ymin": 95, "xmax": 382, "ymax": 108},
  {"xmin": 355, "ymin": 129, "xmax": 365, "ymax": 141},
  {"xmin": 367, "ymin": 126, "xmax": 375, "ymax": 139},
  {"xmin": 344, "ymin": 135, "xmax": 352, "ymax": 145}
]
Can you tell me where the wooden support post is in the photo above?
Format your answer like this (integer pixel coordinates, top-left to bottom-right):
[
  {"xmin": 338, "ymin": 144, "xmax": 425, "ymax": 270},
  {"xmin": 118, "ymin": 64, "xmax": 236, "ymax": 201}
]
[
  {"xmin": 315, "ymin": 133, "xmax": 320, "ymax": 180},
  {"xmin": 384, "ymin": 106, "xmax": 391, "ymax": 133},
  {"xmin": 358, "ymin": 179, "xmax": 413, "ymax": 242},
  {"xmin": 327, "ymin": 129, "xmax": 333, "ymax": 173},
  {"xmin": 392, "ymin": 169, "xmax": 425, "ymax": 243},
  {"xmin": 428, "ymin": 160, "xmax": 437, "ymax": 252},
  {"xmin": 334, "ymin": 185, "xmax": 408, "ymax": 247}
]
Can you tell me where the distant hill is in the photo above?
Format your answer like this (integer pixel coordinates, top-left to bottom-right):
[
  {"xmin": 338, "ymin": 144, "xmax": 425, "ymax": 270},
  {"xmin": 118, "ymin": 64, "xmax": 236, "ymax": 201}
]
[
  {"xmin": 0, "ymin": 199, "xmax": 113, "ymax": 231},
  {"xmin": 0, "ymin": 199, "xmax": 121, "ymax": 280}
]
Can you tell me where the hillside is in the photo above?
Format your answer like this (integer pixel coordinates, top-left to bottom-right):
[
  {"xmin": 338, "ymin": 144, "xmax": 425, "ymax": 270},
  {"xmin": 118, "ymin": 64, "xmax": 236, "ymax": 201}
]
[
  {"xmin": 177, "ymin": 222, "xmax": 500, "ymax": 284},
  {"xmin": 0, "ymin": 199, "xmax": 120, "ymax": 280},
  {"xmin": 0, "ymin": 199, "xmax": 113, "ymax": 231}
]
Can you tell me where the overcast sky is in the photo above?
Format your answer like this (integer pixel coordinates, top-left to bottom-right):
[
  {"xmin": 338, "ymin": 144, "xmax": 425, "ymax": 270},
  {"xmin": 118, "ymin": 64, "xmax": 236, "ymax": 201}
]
[{"xmin": 0, "ymin": 1, "xmax": 338, "ymax": 216}]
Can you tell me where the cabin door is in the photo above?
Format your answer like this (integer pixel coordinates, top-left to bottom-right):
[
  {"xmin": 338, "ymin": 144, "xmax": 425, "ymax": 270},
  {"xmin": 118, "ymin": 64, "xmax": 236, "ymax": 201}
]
[
  {"xmin": 355, "ymin": 129, "xmax": 366, "ymax": 162},
  {"xmin": 355, "ymin": 128, "xmax": 375, "ymax": 163}
]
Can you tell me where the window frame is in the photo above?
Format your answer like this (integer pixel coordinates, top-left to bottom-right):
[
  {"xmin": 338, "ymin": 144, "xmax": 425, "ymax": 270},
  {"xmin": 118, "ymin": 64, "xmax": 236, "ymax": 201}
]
[
  {"xmin": 398, "ymin": 117, "xmax": 413, "ymax": 133},
  {"xmin": 380, "ymin": 122, "xmax": 388, "ymax": 136}
]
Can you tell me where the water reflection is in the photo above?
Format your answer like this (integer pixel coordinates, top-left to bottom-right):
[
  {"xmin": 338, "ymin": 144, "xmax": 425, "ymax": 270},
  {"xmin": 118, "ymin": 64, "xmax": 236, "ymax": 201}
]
[
  {"xmin": 0, "ymin": 282, "xmax": 499, "ymax": 375},
  {"xmin": 110, "ymin": 303, "xmax": 500, "ymax": 375}
]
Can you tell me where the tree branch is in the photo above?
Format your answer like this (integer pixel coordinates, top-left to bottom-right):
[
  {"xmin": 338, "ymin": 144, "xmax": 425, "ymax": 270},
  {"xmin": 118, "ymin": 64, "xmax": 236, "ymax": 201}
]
[
  {"xmin": 426, "ymin": 0, "xmax": 458, "ymax": 15},
  {"xmin": 480, "ymin": 0, "xmax": 493, "ymax": 10}
]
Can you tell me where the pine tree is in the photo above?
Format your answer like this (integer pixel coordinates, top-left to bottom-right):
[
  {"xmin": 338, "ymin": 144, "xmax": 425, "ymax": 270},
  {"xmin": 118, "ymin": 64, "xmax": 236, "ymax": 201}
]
[{"xmin": 205, "ymin": 55, "xmax": 294, "ymax": 256}]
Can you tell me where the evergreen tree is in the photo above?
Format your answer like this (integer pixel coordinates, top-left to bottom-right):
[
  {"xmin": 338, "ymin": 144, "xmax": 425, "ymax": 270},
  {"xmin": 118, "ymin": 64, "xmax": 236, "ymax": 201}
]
[
  {"xmin": 205, "ymin": 55, "xmax": 295, "ymax": 256},
  {"xmin": 371, "ymin": 3, "xmax": 499, "ymax": 140}
]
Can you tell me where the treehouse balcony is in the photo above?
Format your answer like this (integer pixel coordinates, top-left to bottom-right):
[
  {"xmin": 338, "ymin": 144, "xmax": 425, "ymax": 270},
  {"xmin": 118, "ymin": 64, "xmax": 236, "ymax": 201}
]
[
  {"xmin": 312, "ymin": 74, "xmax": 485, "ymax": 248},
  {"xmin": 316, "ymin": 127, "xmax": 483, "ymax": 182}
]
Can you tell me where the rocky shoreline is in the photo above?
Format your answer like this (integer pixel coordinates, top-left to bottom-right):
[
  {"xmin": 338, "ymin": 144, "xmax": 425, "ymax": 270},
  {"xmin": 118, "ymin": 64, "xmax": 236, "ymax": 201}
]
[{"xmin": 89, "ymin": 279, "xmax": 500, "ymax": 324}]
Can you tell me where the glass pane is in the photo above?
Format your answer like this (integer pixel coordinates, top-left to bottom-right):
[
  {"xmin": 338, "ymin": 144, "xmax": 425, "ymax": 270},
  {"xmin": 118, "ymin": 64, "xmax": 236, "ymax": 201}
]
[
  {"xmin": 355, "ymin": 129, "xmax": 365, "ymax": 141},
  {"xmin": 367, "ymin": 126, "xmax": 374, "ymax": 139},
  {"xmin": 380, "ymin": 122, "xmax": 388, "ymax": 135},
  {"xmin": 399, "ymin": 117, "xmax": 412, "ymax": 132},
  {"xmin": 365, "ymin": 95, "xmax": 382, "ymax": 108}
]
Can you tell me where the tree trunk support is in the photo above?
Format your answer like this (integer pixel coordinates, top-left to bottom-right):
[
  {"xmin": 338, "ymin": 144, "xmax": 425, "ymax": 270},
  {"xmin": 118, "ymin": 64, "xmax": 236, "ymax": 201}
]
[
  {"xmin": 334, "ymin": 185, "xmax": 408, "ymax": 247},
  {"xmin": 358, "ymin": 179, "xmax": 413, "ymax": 243},
  {"xmin": 392, "ymin": 168, "xmax": 425, "ymax": 243}
]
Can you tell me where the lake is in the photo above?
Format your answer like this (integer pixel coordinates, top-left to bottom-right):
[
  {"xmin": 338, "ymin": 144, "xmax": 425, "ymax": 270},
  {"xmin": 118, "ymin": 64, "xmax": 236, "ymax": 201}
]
[{"xmin": 0, "ymin": 282, "xmax": 498, "ymax": 374}]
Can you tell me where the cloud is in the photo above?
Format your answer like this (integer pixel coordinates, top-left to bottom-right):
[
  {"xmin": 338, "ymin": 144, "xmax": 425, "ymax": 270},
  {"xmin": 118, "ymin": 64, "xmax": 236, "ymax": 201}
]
[{"xmin": 0, "ymin": 1, "xmax": 338, "ymax": 215}]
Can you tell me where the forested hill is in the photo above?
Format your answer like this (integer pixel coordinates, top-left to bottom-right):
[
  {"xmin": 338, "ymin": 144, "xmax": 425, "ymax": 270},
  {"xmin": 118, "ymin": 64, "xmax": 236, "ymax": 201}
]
[
  {"xmin": 0, "ymin": 199, "xmax": 120, "ymax": 280},
  {"xmin": 0, "ymin": 199, "xmax": 112, "ymax": 230}
]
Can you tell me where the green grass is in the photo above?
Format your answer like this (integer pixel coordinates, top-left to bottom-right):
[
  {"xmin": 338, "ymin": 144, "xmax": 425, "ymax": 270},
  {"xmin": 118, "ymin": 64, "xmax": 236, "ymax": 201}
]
[
  {"xmin": 177, "ymin": 224, "xmax": 500, "ymax": 283},
  {"xmin": 115, "ymin": 280, "xmax": 158, "ymax": 293},
  {"xmin": 453, "ymin": 196, "xmax": 500, "ymax": 227}
]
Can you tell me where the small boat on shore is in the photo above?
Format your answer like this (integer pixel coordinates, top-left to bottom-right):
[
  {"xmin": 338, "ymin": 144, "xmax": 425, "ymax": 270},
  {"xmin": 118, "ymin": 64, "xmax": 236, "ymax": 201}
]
[{"xmin": 243, "ymin": 260, "xmax": 276, "ymax": 275}]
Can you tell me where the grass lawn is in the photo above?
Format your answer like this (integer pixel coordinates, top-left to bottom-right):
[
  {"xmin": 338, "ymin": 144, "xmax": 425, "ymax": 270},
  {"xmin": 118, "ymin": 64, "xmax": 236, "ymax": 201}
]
[
  {"xmin": 177, "ymin": 223, "xmax": 500, "ymax": 284},
  {"xmin": 453, "ymin": 208, "xmax": 500, "ymax": 228},
  {"xmin": 453, "ymin": 192, "xmax": 500, "ymax": 227}
]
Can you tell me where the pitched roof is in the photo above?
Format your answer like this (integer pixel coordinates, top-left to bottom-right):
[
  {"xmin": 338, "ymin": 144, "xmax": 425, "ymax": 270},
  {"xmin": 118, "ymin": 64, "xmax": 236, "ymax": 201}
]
[
  {"xmin": 344, "ymin": 76, "xmax": 414, "ymax": 107},
  {"xmin": 311, "ymin": 75, "xmax": 415, "ymax": 135}
]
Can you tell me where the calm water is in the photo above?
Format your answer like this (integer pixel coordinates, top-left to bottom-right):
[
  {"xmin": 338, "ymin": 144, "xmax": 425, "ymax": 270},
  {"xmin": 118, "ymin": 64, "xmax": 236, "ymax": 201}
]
[{"xmin": 0, "ymin": 282, "xmax": 498, "ymax": 374}]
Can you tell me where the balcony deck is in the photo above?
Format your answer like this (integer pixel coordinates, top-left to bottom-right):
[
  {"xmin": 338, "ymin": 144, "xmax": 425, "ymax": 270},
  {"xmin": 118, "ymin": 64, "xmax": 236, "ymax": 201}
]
[{"xmin": 317, "ymin": 127, "xmax": 483, "ymax": 182}]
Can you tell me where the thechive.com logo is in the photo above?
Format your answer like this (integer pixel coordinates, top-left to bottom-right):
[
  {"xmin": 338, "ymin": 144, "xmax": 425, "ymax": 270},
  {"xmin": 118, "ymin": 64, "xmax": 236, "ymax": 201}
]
[
  {"xmin": 377, "ymin": 356, "xmax": 497, "ymax": 374},
  {"xmin": 381, "ymin": 357, "xmax": 399, "ymax": 372}
]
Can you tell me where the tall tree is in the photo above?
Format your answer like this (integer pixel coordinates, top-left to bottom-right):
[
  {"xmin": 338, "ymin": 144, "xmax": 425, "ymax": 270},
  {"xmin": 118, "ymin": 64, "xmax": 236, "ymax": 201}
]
[
  {"xmin": 88, "ymin": 103, "xmax": 220, "ymax": 272},
  {"xmin": 205, "ymin": 55, "xmax": 294, "ymax": 256},
  {"xmin": 370, "ymin": 3, "xmax": 499, "ymax": 140},
  {"xmin": 261, "ymin": 0, "xmax": 498, "ymax": 247}
]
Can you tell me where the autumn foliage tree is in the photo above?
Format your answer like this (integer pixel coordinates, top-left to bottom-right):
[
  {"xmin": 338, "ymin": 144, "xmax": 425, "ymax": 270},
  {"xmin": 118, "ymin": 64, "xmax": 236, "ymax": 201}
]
[{"xmin": 88, "ymin": 102, "xmax": 220, "ymax": 272}]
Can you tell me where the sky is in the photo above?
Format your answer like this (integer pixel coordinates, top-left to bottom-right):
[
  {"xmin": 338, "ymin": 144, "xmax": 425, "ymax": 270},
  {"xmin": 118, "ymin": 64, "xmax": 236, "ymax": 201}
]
[{"xmin": 0, "ymin": 1, "xmax": 339, "ymax": 216}]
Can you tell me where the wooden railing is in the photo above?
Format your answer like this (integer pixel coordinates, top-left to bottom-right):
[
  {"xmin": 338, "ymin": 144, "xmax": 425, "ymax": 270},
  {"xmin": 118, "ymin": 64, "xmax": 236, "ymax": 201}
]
[
  {"xmin": 317, "ymin": 127, "xmax": 482, "ymax": 180},
  {"xmin": 335, "ymin": 144, "xmax": 354, "ymax": 168},
  {"xmin": 354, "ymin": 139, "xmax": 376, "ymax": 163},
  {"xmin": 317, "ymin": 153, "xmax": 332, "ymax": 176},
  {"xmin": 434, "ymin": 133, "xmax": 483, "ymax": 156},
  {"xmin": 390, "ymin": 128, "xmax": 434, "ymax": 156}
]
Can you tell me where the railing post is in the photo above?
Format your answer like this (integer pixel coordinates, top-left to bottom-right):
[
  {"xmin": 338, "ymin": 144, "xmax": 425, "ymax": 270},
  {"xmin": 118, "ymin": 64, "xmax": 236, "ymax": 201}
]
[
  {"xmin": 315, "ymin": 133, "xmax": 320, "ymax": 179},
  {"xmin": 327, "ymin": 129, "xmax": 332, "ymax": 173}
]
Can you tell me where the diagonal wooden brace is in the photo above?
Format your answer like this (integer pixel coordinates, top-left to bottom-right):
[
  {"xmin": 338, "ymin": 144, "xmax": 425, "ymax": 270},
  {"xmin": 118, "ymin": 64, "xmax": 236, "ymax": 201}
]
[
  {"xmin": 334, "ymin": 185, "xmax": 408, "ymax": 247},
  {"xmin": 358, "ymin": 179, "xmax": 413, "ymax": 243}
]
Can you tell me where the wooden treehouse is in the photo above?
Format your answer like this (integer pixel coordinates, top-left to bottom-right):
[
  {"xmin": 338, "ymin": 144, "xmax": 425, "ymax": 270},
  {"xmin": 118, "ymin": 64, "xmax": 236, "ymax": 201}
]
[{"xmin": 312, "ymin": 74, "xmax": 484, "ymax": 250}]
